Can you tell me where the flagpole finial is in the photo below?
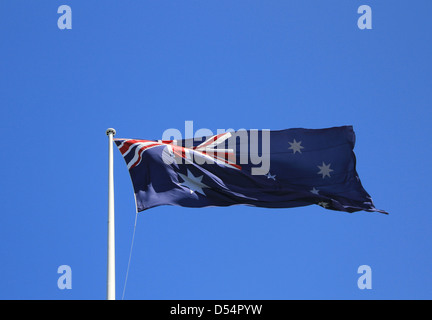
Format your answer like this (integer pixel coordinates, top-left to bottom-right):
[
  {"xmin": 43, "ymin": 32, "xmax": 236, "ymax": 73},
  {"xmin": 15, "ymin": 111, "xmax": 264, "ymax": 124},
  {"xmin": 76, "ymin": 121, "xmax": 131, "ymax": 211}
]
[{"xmin": 106, "ymin": 128, "xmax": 116, "ymax": 136}]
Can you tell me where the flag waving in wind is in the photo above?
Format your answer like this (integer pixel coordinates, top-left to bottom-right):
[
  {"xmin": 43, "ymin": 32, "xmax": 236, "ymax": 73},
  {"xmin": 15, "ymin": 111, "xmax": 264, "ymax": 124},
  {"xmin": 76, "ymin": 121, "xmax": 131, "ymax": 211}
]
[{"xmin": 115, "ymin": 126, "xmax": 386, "ymax": 214}]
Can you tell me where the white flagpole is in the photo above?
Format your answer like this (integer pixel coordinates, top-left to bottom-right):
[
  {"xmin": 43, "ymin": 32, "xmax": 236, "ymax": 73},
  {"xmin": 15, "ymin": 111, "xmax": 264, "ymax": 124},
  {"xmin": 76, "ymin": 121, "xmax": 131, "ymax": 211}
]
[{"xmin": 106, "ymin": 128, "xmax": 116, "ymax": 300}]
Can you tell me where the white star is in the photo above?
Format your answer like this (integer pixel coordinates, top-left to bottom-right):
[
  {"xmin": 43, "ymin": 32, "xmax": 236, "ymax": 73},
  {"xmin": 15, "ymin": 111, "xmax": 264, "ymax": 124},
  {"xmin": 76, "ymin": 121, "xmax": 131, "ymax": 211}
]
[
  {"xmin": 317, "ymin": 162, "xmax": 333, "ymax": 179},
  {"xmin": 310, "ymin": 187, "xmax": 320, "ymax": 195},
  {"xmin": 266, "ymin": 172, "xmax": 276, "ymax": 180},
  {"xmin": 288, "ymin": 139, "xmax": 304, "ymax": 154},
  {"xmin": 318, "ymin": 201, "xmax": 329, "ymax": 208},
  {"xmin": 177, "ymin": 169, "xmax": 209, "ymax": 196}
]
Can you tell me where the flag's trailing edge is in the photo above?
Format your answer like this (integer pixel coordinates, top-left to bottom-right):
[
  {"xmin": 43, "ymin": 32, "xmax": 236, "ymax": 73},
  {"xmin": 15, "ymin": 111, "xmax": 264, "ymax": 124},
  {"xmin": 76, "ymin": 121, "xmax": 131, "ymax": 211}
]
[{"xmin": 114, "ymin": 126, "xmax": 387, "ymax": 214}]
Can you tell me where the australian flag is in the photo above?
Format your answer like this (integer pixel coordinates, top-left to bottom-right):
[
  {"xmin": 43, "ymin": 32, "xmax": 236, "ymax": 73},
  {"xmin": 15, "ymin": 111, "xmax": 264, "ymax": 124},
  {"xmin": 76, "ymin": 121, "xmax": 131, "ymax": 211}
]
[{"xmin": 114, "ymin": 126, "xmax": 386, "ymax": 214}]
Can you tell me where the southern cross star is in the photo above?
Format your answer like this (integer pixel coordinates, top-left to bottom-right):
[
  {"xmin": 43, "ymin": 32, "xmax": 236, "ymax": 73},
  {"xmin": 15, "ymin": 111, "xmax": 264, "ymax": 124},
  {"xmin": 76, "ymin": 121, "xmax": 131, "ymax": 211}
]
[
  {"xmin": 177, "ymin": 169, "xmax": 209, "ymax": 196},
  {"xmin": 288, "ymin": 139, "xmax": 304, "ymax": 154},
  {"xmin": 310, "ymin": 187, "xmax": 320, "ymax": 195},
  {"xmin": 318, "ymin": 201, "xmax": 329, "ymax": 208},
  {"xmin": 317, "ymin": 162, "xmax": 333, "ymax": 179},
  {"xmin": 266, "ymin": 172, "xmax": 276, "ymax": 180}
]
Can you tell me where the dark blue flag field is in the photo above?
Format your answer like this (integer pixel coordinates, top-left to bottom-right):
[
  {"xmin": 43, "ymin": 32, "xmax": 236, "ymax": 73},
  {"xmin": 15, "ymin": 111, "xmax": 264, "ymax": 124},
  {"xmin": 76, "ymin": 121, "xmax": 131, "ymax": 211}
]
[{"xmin": 115, "ymin": 126, "xmax": 386, "ymax": 214}]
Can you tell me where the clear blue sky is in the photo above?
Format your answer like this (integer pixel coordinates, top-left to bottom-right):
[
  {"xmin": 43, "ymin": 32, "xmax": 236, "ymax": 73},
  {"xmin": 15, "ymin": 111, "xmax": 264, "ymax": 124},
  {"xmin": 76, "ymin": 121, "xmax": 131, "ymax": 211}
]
[{"xmin": 0, "ymin": 1, "xmax": 431, "ymax": 300}]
